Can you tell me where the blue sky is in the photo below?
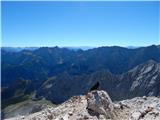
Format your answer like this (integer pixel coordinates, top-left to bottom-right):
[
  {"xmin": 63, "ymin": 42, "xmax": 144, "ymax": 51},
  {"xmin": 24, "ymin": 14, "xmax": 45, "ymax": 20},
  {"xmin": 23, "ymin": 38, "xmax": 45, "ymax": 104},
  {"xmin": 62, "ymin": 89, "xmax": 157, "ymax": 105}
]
[{"xmin": 2, "ymin": 1, "xmax": 160, "ymax": 47}]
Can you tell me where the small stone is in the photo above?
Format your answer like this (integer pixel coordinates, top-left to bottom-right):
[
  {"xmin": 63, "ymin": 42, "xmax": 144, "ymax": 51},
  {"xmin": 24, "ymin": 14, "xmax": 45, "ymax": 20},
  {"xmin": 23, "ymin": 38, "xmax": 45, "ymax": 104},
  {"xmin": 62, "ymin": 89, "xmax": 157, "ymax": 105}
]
[
  {"xmin": 142, "ymin": 96, "xmax": 147, "ymax": 100},
  {"xmin": 130, "ymin": 111, "xmax": 141, "ymax": 120},
  {"xmin": 156, "ymin": 103, "xmax": 160, "ymax": 111},
  {"xmin": 68, "ymin": 111, "xmax": 73, "ymax": 116},
  {"xmin": 83, "ymin": 115, "xmax": 89, "ymax": 119},
  {"xmin": 114, "ymin": 103, "xmax": 120, "ymax": 109},
  {"xmin": 145, "ymin": 107, "xmax": 154, "ymax": 113}
]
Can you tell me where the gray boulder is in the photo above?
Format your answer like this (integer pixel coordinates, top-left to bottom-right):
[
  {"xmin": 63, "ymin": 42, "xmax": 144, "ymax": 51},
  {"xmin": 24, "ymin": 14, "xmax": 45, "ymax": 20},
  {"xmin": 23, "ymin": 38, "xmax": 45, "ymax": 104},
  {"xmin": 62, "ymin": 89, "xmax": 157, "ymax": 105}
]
[{"xmin": 87, "ymin": 90, "xmax": 114, "ymax": 119}]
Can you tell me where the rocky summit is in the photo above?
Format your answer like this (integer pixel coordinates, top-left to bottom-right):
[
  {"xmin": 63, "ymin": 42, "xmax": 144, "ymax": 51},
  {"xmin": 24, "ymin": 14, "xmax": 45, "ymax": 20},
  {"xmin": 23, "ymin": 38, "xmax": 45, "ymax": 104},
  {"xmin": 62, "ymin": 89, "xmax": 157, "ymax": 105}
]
[{"xmin": 5, "ymin": 90, "xmax": 160, "ymax": 120}]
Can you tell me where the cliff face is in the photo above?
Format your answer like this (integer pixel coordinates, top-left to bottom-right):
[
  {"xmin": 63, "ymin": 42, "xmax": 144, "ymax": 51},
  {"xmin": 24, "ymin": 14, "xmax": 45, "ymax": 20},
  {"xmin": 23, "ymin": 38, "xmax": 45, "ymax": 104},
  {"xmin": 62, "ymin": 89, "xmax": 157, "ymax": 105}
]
[
  {"xmin": 5, "ymin": 90, "xmax": 160, "ymax": 120},
  {"xmin": 116, "ymin": 60, "xmax": 160, "ymax": 100}
]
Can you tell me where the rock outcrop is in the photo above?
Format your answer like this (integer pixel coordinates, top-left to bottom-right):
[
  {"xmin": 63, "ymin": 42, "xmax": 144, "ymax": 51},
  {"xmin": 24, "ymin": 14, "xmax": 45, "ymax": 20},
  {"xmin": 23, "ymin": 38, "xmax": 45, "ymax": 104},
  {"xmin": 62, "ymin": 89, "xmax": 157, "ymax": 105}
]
[
  {"xmin": 5, "ymin": 90, "xmax": 160, "ymax": 120},
  {"xmin": 87, "ymin": 90, "xmax": 114, "ymax": 119}
]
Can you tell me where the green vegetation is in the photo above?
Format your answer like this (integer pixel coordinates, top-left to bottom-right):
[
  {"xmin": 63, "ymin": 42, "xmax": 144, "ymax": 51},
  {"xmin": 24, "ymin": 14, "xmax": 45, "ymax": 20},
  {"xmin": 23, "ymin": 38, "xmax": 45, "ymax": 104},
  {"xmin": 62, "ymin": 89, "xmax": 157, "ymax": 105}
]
[{"xmin": 2, "ymin": 95, "xmax": 31, "ymax": 109}]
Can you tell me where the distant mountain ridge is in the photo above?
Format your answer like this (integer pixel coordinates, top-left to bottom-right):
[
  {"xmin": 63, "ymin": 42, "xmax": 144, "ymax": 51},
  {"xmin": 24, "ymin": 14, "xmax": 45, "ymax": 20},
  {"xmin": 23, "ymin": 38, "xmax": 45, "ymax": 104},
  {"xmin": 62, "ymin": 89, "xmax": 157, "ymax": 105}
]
[
  {"xmin": 1, "ymin": 45, "xmax": 154, "ymax": 52},
  {"xmin": 1, "ymin": 47, "xmax": 38, "ymax": 52}
]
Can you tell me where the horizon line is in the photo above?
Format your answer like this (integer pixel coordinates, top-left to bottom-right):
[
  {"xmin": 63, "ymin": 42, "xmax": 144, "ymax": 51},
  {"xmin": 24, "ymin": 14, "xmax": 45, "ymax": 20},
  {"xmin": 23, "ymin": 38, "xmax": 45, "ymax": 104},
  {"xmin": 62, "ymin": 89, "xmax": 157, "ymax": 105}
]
[{"xmin": 1, "ymin": 44, "xmax": 159, "ymax": 48}]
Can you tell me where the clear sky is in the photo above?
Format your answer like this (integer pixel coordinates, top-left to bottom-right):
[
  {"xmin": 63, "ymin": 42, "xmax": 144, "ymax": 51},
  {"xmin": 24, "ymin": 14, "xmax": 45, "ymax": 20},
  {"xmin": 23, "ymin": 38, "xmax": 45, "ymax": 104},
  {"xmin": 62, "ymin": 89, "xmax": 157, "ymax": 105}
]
[{"xmin": 2, "ymin": 1, "xmax": 160, "ymax": 47}]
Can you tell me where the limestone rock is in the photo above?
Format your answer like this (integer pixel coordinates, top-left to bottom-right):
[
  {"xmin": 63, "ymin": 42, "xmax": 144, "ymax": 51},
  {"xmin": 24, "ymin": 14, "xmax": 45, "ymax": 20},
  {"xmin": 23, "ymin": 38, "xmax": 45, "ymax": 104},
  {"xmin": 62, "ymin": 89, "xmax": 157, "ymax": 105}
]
[
  {"xmin": 87, "ymin": 90, "xmax": 114, "ymax": 119},
  {"xmin": 4, "ymin": 90, "xmax": 160, "ymax": 120}
]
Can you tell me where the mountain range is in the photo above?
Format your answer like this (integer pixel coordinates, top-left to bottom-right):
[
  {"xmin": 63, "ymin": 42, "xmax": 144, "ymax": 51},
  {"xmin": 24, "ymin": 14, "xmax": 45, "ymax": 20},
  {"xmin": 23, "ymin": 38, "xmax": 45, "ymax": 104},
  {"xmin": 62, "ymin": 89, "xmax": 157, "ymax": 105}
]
[{"xmin": 1, "ymin": 45, "xmax": 160, "ymax": 115}]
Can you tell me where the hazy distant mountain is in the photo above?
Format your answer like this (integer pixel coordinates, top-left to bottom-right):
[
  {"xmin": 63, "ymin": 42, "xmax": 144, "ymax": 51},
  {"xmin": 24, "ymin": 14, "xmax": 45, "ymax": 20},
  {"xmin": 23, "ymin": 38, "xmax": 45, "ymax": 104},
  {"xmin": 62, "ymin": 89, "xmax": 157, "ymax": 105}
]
[
  {"xmin": 1, "ymin": 45, "xmax": 160, "ymax": 107},
  {"xmin": 1, "ymin": 46, "xmax": 93, "ymax": 53},
  {"xmin": 126, "ymin": 46, "xmax": 141, "ymax": 49},
  {"xmin": 63, "ymin": 46, "xmax": 94, "ymax": 51},
  {"xmin": 1, "ymin": 47, "xmax": 38, "ymax": 52}
]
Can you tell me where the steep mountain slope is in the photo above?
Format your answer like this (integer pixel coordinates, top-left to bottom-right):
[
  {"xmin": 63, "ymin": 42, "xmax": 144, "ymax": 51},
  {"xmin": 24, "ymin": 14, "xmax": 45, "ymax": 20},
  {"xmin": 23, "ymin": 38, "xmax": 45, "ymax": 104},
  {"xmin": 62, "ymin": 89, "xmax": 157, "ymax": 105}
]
[
  {"xmin": 116, "ymin": 60, "xmax": 160, "ymax": 100},
  {"xmin": 36, "ymin": 70, "xmax": 118, "ymax": 103}
]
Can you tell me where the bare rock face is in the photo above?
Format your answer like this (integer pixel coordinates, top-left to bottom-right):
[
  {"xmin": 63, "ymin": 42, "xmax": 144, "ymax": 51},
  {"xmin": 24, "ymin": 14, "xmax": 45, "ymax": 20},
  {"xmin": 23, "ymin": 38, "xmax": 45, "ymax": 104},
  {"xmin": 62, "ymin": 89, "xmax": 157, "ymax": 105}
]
[
  {"xmin": 116, "ymin": 60, "xmax": 160, "ymax": 100},
  {"xmin": 87, "ymin": 90, "xmax": 114, "ymax": 119}
]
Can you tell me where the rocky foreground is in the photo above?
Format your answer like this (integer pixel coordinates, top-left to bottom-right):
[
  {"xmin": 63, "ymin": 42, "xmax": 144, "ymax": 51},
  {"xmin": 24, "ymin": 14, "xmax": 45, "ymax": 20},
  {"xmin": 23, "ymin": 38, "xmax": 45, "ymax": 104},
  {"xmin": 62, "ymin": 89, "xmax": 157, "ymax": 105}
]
[{"xmin": 5, "ymin": 90, "xmax": 160, "ymax": 120}]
